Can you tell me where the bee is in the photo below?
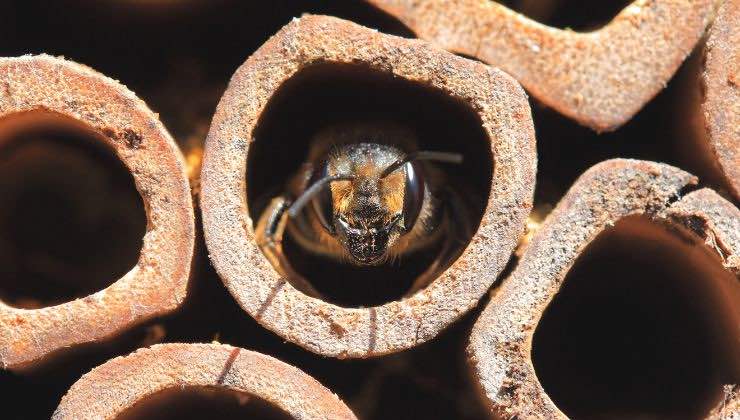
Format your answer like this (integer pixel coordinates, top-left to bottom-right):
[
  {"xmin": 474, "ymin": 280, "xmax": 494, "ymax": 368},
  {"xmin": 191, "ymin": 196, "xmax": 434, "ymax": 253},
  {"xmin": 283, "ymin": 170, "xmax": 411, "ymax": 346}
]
[{"xmin": 255, "ymin": 122, "xmax": 471, "ymax": 290}]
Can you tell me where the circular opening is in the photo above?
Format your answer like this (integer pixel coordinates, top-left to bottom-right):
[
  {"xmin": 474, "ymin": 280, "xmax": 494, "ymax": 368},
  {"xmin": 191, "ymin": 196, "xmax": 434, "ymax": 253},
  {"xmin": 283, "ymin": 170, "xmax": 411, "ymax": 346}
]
[
  {"xmin": 508, "ymin": 0, "xmax": 631, "ymax": 31},
  {"xmin": 248, "ymin": 62, "xmax": 492, "ymax": 308},
  {"xmin": 115, "ymin": 386, "xmax": 293, "ymax": 420},
  {"xmin": 0, "ymin": 112, "xmax": 147, "ymax": 309},
  {"xmin": 531, "ymin": 216, "xmax": 740, "ymax": 419}
]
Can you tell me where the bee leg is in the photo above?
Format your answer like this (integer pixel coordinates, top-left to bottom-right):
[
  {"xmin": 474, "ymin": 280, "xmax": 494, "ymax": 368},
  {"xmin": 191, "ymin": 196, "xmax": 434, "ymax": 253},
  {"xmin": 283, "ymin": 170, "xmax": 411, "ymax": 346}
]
[
  {"xmin": 255, "ymin": 196, "xmax": 322, "ymax": 297},
  {"xmin": 409, "ymin": 189, "xmax": 472, "ymax": 293}
]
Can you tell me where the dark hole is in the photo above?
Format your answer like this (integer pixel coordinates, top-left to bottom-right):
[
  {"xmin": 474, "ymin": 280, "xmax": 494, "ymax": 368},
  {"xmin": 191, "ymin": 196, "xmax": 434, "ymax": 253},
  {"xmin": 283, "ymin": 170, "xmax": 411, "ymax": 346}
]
[
  {"xmin": 532, "ymin": 216, "xmax": 740, "ymax": 419},
  {"xmin": 116, "ymin": 386, "xmax": 293, "ymax": 420},
  {"xmin": 0, "ymin": 113, "xmax": 146, "ymax": 308},
  {"xmin": 248, "ymin": 62, "xmax": 492, "ymax": 308},
  {"xmin": 508, "ymin": 0, "xmax": 632, "ymax": 31}
]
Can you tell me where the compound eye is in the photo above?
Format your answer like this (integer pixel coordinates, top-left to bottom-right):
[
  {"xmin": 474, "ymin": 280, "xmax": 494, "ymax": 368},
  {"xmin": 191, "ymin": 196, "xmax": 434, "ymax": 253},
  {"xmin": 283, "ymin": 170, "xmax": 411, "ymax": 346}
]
[
  {"xmin": 309, "ymin": 163, "xmax": 336, "ymax": 234},
  {"xmin": 402, "ymin": 161, "xmax": 425, "ymax": 232}
]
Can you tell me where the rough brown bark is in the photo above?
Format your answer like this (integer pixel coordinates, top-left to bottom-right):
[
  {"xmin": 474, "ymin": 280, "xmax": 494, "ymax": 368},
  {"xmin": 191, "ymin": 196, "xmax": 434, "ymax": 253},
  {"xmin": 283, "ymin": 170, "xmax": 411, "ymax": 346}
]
[
  {"xmin": 365, "ymin": 0, "xmax": 715, "ymax": 131},
  {"xmin": 468, "ymin": 159, "xmax": 739, "ymax": 419},
  {"xmin": 53, "ymin": 343, "xmax": 357, "ymax": 420},
  {"xmin": 684, "ymin": 0, "xmax": 739, "ymax": 200},
  {"xmin": 0, "ymin": 55, "xmax": 195, "ymax": 370},
  {"xmin": 200, "ymin": 15, "xmax": 536, "ymax": 358}
]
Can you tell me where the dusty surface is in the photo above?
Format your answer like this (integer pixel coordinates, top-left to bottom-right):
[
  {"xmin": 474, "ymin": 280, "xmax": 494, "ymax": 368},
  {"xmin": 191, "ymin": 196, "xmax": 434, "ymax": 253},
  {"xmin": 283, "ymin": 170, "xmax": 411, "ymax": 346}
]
[
  {"xmin": 201, "ymin": 15, "xmax": 536, "ymax": 358},
  {"xmin": 365, "ymin": 0, "xmax": 715, "ymax": 131},
  {"xmin": 0, "ymin": 56, "xmax": 195, "ymax": 369},
  {"xmin": 468, "ymin": 159, "xmax": 739, "ymax": 419},
  {"xmin": 53, "ymin": 343, "xmax": 356, "ymax": 420},
  {"xmin": 665, "ymin": 187, "xmax": 740, "ymax": 274},
  {"xmin": 1, "ymin": 3, "xmax": 733, "ymax": 420},
  {"xmin": 697, "ymin": 0, "xmax": 740, "ymax": 200}
]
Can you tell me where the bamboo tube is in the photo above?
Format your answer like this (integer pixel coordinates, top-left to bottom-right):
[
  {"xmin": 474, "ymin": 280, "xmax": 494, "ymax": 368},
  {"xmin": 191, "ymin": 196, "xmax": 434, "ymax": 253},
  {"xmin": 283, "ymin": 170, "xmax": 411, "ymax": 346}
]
[
  {"xmin": 680, "ymin": 0, "xmax": 739, "ymax": 200},
  {"xmin": 0, "ymin": 55, "xmax": 195, "ymax": 370},
  {"xmin": 364, "ymin": 0, "xmax": 715, "ymax": 131},
  {"xmin": 201, "ymin": 15, "xmax": 536, "ymax": 358},
  {"xmin": 468, "ymin": 159, "xmax": 739, "ymax": 419},
  {"xmin": 53, "ymin": 343, "xmax": 357, "ymax": 420}
]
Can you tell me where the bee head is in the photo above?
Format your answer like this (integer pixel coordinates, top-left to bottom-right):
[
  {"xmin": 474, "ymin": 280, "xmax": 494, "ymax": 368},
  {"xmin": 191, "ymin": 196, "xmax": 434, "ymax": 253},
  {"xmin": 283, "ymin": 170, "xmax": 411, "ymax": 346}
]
[{"xmin": 288, "ymin": 144, "xmax": 461, "ymax": 266}]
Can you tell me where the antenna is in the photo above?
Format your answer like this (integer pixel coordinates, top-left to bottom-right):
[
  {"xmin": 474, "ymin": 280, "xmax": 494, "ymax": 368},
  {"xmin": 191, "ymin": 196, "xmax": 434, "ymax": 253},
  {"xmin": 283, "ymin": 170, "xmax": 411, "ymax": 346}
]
[
  {"xmin": 287, "ymin": 174, "xmax": 354, "ymax": 218},
  {"xmin": 380, "ymin": 151, "xmax": 463, "ymax": 178}
]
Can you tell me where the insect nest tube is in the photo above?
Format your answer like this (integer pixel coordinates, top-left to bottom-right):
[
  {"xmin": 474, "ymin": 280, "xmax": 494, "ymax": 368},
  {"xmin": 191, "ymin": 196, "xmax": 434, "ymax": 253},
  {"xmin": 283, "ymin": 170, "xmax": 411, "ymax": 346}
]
[
  {"xmin": 53, "ymin": 343, "xmax": 357, "ymax": 420},
  {"xmin": 364, "ymin": 0, "xmax": 716, "ymax": 131},
  {"xmin": 0, "ymin": 113, "xmax": 145, "ymax": 309},
  {"xmin": 468, "ymin": 159, "xmax": 740, "ymax": 419},
  {"xmin": 0, "ymin": 55, "xmax": 195, "ymax": 370},
  {"xmin": 249, "ymin": 66, "xmax": 491, "ymax": 307},
  {"xmin": 677, "ymin": 0, "xmax": 739, "ymax": 201},
  {"xmin": 201, "ymin": 15, "xmax": 536, "ymax": 358}
]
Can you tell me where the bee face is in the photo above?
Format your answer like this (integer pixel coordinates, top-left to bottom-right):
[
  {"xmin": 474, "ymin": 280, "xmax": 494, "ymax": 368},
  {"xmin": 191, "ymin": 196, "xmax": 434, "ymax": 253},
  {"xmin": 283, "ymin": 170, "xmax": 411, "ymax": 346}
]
[{"xmin": 310, "ymin": 143, "xmax": 425, "ymax": 265}]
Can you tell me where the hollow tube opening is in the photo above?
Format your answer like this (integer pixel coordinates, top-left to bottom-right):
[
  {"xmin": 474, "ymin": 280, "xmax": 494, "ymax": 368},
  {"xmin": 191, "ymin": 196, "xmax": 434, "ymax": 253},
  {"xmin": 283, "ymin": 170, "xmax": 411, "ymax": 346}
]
[
  {"xmin": 531, "ymin": 215, "xmax": 740, "ymax": 419},
  {"xmin": 248, "ymin": 62, "xmax": 492, "ymax": 308},
  {"xmin": 115, "ymin": 386, "xmax": 293, "ymax": 420},
  {"xmin": 0, "ymin": 112, "xmax": 146, "ymax": 309},
  {"xmin": 506, "ymin": 0, "xmax": 631, "ymax": 31}
]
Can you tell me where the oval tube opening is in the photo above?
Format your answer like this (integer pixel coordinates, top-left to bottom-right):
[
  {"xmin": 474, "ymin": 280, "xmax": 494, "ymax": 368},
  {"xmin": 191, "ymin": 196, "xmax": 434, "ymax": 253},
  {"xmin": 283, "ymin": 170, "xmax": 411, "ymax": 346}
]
[
  {"xmin": 510, "ymin": 0, "xmax": 632, "ymax": 31},
  {"xmin": 248, "ymin": 62, "xmax": 492, "ymax": 308},
  {"xmin": 0, "ymin": 112, "xmax": 146, "ymax": 308},
  {"xmin": 532, "ymin": 215, "xmax": 739, "ymax": 419},
  {"xmin": 116, "ymin": 386, "xmax": 293, "ymax": 420}
]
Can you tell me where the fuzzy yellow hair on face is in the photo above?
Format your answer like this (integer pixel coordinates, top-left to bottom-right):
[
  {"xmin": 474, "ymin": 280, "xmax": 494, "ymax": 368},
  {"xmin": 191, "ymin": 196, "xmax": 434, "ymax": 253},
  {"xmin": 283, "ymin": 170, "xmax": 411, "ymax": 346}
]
[
  {"xmin": 381, "ymin": 170, "xmax": 405, "ymax": 216},
  {"xmin": 330, "ymin": 179, "xmax": 353, "ymax": 215},
  {"xmin": 329, "ymin": 162, "xmax": 406, "ymax": 225}
]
